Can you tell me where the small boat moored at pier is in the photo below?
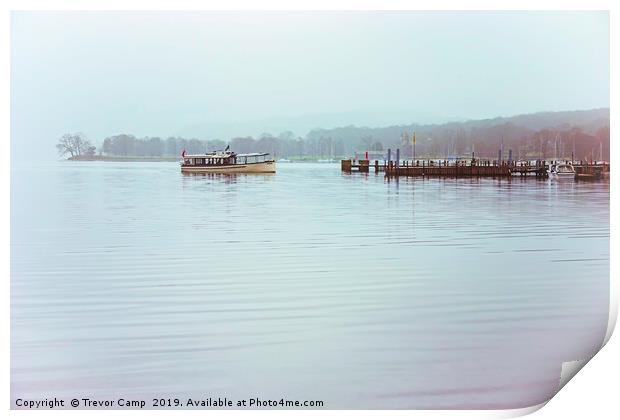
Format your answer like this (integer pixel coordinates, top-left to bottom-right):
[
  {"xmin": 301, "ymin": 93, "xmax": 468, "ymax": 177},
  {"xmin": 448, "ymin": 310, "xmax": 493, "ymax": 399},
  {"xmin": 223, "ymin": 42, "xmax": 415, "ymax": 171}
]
[
  {"xmin": 548, "ymin": 163, "xmax": 576, "ymax": 179},
  {"xmin": 180, "ymin": 150, "xmax": 276, "ymax": 174}
]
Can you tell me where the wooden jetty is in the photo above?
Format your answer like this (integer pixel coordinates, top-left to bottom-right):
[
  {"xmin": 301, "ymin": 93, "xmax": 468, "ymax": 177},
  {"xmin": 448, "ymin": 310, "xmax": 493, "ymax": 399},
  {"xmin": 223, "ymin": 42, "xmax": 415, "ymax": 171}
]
[{"xmin": 341, "ymin": 158, "xmax": 609, "ymax": 179}]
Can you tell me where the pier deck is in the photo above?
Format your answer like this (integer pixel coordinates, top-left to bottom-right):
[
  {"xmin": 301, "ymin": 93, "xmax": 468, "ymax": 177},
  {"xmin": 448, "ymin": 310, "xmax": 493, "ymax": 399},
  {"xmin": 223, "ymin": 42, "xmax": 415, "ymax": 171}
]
[{"xmin": 341, "ymin": 159, "xmax": 609, "ymax": 179}]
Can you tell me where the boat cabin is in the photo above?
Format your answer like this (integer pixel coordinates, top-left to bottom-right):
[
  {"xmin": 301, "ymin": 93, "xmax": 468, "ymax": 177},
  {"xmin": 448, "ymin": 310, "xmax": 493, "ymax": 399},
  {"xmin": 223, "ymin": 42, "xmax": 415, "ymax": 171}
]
[
  {"xmin": 182, "ymin": 151, "xmax": 237, "ymax": 166},
  {"xmin": 555, "ymin": 163, "xmax": 575, "ymax": 174},
  {"xmin": 181, "ymin": 151, "xmax": 273, "ymax": 167}
]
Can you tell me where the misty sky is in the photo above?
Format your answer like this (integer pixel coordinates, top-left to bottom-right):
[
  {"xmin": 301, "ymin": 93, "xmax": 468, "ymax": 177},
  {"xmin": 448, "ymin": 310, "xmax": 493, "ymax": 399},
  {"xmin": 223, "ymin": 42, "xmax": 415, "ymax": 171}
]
[{"xmin": 11, "ymin": 11, "xmax": 609, "ymax": 159}]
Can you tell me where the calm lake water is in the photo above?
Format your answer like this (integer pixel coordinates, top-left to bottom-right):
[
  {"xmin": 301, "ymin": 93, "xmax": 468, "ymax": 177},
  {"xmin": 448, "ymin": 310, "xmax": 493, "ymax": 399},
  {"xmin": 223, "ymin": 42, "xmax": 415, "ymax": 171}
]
[{"xmin": 11, "ymin": 162, "xmax": 609, "ymax": 409}]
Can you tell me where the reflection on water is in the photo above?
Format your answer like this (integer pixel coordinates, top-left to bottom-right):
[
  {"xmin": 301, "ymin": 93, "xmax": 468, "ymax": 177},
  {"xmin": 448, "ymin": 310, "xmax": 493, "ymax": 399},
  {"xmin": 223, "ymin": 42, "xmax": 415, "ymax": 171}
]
[
  {"xmin": 11, "ymin": 162, "xmax": 609, "ymax": 409},
  {"xmin": 181, "ymin": 172, "xmax": 276, "ymax": 183}
]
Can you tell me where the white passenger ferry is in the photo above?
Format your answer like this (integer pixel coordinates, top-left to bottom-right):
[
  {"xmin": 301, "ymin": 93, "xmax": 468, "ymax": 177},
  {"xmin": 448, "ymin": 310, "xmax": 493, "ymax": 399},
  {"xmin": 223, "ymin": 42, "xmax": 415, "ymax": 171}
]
[{"xmin": 180, "ymin": 149, "xmax": 276, "ymax": 174}]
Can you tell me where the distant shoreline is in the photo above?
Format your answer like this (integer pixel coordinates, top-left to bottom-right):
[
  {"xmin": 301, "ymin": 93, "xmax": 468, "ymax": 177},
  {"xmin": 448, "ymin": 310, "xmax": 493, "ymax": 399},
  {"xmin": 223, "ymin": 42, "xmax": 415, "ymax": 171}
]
[
  {"xmin": 68, "ymin": 155, "xmax": 179, "ymax": 162},
  {"xmin": 66, "ymin": 155, "xmax": 342, "ymax": 163}
]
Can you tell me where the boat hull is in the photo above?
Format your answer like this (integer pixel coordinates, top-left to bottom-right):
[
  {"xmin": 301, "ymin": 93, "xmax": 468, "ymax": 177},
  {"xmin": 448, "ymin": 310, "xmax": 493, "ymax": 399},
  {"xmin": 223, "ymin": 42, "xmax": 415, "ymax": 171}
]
[{"xmin": 181, "ymin": 161, "xmax": 276, "ymax": 174}]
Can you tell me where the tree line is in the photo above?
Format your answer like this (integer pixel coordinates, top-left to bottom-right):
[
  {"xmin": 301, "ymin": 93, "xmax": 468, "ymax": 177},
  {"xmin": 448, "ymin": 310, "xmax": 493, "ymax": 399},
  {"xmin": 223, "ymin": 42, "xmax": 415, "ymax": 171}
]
[
  {"xmin": 56, "ymin": 109, "xmax": 610, "ymax": 161},
  {"xmin": 57, "ymin": 132, "xmax": 346, "ymax": 159}
]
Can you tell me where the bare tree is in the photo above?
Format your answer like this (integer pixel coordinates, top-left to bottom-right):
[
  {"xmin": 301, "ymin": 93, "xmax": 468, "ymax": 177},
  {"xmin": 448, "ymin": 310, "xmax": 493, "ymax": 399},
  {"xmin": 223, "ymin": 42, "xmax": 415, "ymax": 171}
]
[{"xmin": 56, "ymin": 133, "xmax": 95, "ymax": 158}]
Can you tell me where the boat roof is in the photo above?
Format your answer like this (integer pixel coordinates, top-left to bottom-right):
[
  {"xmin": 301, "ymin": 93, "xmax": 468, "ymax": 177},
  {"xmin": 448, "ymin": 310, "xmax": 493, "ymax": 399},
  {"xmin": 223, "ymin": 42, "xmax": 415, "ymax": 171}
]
[
  {"xmin": 184, "ymin": 151, "xmax": 235, "ymax": 158},
  {"xmin": 183, "ymin": 151, "xmax": 270, "ymax": 158},
  {"xmin": 237, "ymin": 153, "xmax": 270, "ymax": 157}
]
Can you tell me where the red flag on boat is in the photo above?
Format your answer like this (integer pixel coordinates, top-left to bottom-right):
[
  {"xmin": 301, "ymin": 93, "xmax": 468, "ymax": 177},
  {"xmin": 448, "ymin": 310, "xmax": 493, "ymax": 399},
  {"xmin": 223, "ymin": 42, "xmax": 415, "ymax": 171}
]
[
  {"xmin": 365, "ymin": 151, "xmax": 368, "ymax": 160},
  {"xmin": 182, "ymin": 148, "xmax": 186, "ymax": 158}
]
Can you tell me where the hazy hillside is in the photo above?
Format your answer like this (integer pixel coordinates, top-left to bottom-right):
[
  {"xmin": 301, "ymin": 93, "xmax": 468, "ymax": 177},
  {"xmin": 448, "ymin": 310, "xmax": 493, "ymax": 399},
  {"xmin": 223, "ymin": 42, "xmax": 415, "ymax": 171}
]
[{"xmin": 305, "ymin": 108, "xmax": 610, "ymax": 160}]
